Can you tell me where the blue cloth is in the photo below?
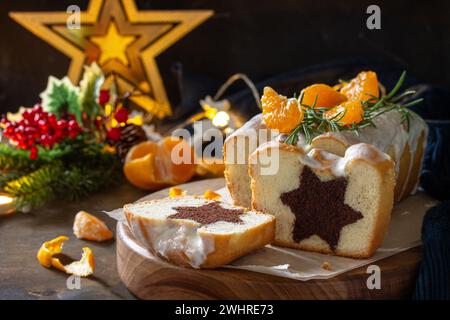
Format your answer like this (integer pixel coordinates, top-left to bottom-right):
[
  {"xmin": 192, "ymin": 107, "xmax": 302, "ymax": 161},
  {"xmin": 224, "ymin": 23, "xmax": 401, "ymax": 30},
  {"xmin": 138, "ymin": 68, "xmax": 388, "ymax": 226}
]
[
  {"xmin": 409, "ymin": 85, "xmax": 450, "ymax": 299},
  {"xmin": 414, "ymin": 201, "xmax": 450, "ymax": 299}
]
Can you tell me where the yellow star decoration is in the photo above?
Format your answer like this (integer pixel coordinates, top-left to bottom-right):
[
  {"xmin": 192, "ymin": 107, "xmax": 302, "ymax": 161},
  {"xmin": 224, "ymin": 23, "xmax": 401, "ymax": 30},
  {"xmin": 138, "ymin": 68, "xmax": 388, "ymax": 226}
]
[
  {"xmin": 90, "ymin": 21, "xmax": 136, "ymax": 66},
  {"xmin": 9, "ymin": 0, "xmax": 213, "ymax": 118}
]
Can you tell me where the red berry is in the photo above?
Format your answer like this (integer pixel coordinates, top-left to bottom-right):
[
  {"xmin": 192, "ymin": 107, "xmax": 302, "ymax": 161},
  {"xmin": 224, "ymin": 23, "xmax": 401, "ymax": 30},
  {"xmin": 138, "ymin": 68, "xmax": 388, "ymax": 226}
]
[
  {"xmin": 98, "ymin": 90, "xmax": 110, "ymax": 105},
  {"xmin": 114, "ymin": 107, "xmax": 129, "ymax": 123},
  {"xmin": 57, "ymin": 119, "xmax": 67, "ymax": 130},
  {"xmin": 29, "ymin": 146, "xmax": 38, "ymax": 160},
  {"xmin": 48, "ymin": 114, "xmax": 57, "ymax": 124},
  {"xmin": 32, "ymin": 104, "xmax": 43, "ymax": 113},
  {"xmin": 107, "ymin": 127, "xmax": 121, "ymax": 142},
  {"xmin": 23, "ymin": 110, "xmax": 33, "ymax": 120},
  {"xmin": 68, "ymin": 119, "xmax": 78, "ymax": 128}
]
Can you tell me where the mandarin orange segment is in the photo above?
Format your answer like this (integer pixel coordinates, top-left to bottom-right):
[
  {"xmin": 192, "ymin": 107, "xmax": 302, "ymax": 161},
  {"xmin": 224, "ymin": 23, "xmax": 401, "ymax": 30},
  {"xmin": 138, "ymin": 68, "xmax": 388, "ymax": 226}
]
[
  {"xmin": 169, "ymin": 187, "xmax": 186, "ymax": 198},
  {"xmin": 73, "ymin": 211, "xmax": 113, "ymax": 242},
  {"xmin": 340, "ymin": 71, "xmax": 379, "ymax": 102},
  {"xmin": 301, "ymin": 84, "xmax": 347, "ymax": 109},
  {"xmin": 324, "ymin": 100, "xmax": 364, "ymax": 126},
  {"xmin": 203, "ymin": 190, "xmax": 221, "ymax": 200},
  {"xmin": 162, "ymin": 137, "xmax": 196, "ymax": 184},
  {"xmin": 124, "ymin": 137, "xmax": 196, "ymax": 190},
  {"xmin": 261, "ymin": 87, "xmax": 304, "ymax": 133},
  {"xmin": 124, "ymin": 153, "xmax": 162, "ymax": 190}
]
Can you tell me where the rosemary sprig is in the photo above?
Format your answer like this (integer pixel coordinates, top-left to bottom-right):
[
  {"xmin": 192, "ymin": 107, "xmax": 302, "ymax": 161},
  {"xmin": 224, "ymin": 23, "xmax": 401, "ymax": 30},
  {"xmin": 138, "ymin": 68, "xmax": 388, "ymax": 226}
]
[{"xmin": 285, "ymin": 71, "xmax": 423, "ymax": 145}]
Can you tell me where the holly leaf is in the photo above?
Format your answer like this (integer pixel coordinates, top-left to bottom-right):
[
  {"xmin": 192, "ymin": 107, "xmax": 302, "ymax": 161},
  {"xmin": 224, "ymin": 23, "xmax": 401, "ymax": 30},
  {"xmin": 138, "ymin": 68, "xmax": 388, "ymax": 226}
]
[
  {"xmin": 78, "ymin": 62, "xmax": 104, "ymax": 120},
  {"xmin": 40, "ymin": 76, "xmax": 81, "ymax": 123}
]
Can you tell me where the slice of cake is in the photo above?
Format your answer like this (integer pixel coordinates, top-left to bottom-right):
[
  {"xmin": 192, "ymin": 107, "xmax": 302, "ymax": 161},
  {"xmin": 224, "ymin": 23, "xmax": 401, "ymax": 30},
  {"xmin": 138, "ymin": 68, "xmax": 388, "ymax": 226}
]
[
  {"xmin": 224, "ymin": 114, "xmax": 275, "ymax": 208},
  {"xmin": 249, "ymin": 142, "xmax": 395, "ymax": 258},
  {"xmin": 124, "ymin": 196, "xmax": 275, "ymax": 268}
]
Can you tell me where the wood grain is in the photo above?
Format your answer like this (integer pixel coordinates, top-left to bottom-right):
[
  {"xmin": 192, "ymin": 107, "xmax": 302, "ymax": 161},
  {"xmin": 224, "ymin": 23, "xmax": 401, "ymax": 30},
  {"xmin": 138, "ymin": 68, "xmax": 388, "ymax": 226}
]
[{"xmin": 117, "ymin": 179, "xmax": 422, "ymax": 300}]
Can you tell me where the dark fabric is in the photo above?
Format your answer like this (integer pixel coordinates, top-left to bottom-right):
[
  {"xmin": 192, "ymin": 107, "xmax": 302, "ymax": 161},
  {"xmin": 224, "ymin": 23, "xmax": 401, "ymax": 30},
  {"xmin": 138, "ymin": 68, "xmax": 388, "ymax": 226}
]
[
  {"xmin": 409, "ymin": 85, "xmax": 450, "ymax": 201},
  {"xmin": 414, "ymin": 202, "xmax": 450, "ymax": 300}
]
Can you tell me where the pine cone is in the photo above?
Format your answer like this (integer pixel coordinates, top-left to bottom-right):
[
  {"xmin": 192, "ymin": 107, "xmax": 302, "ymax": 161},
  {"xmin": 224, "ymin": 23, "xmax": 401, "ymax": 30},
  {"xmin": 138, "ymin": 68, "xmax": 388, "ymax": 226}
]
[{"xmin": 115, "ymin": 124, "xmax": 147, "ymax": 161}]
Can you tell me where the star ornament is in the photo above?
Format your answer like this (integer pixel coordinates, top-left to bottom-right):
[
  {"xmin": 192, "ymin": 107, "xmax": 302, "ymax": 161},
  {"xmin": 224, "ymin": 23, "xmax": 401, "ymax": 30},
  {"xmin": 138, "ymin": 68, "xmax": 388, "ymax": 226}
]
[
  {"xmin": 10, "ymin": 0, "xmax": 213, "ymax": 118},
  {"xmin": 280, "ymin": 167, "xmax": 363, "ymax": 250}
]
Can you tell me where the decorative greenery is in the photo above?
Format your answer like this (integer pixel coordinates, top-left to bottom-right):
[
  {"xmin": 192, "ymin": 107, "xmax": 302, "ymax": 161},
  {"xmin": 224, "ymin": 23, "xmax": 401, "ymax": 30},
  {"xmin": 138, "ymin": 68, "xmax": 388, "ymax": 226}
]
[
  {"xmin": 0, "ymin": 63, "xmax": 134, "ymax": 212},
  {"xmin": 0, "ymin": 137, "xmax": 121, "ymax": 212},
  {"xmin": 285, "ymin": 71, "xmax": 423, "ymax": 145},
  {"xmin": 40, "ymin": 76, "xmax": 82, "ymax": 123},
  {"xmin": 78, "ymin": 62, "xmax": 105, "ymax": 122}
]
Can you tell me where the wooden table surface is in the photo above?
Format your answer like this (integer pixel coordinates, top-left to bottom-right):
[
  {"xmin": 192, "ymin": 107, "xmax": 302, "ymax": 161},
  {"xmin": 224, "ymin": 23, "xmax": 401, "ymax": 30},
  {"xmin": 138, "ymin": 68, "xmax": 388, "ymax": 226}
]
[{"xmin": 0, "ymin": 179, "xmax": 148, "ymax": 300}]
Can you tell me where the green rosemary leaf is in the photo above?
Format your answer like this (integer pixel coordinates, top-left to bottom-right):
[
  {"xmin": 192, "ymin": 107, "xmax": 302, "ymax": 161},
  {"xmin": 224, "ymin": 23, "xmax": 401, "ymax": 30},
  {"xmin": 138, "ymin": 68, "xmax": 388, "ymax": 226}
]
[
  {"xmin": 385, "ymin": 70, "xmax": 406, "ymax": 100},
  {"xmin": 401, "ymin": 98, "xmax": 424, "ymax": 108}
]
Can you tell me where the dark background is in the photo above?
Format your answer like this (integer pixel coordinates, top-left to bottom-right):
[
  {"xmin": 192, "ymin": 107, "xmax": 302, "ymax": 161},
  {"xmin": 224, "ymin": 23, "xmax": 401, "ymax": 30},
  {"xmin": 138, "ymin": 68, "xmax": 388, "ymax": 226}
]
[{"xmin": 1, "ymin": 0, "xmax": 449, "ymax": 115}]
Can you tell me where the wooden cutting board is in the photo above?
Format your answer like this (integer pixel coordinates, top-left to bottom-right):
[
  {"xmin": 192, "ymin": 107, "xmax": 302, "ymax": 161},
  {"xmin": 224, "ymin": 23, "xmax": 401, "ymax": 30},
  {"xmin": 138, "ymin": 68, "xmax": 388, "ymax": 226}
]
[{"xmin": 116, "ymin": 178, "xmax": 422, "ymax": 300}]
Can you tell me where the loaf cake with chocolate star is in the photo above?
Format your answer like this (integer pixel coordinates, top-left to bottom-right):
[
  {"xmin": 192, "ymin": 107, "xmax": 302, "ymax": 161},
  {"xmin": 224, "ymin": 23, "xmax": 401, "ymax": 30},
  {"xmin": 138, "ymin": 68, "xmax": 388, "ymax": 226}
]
[
  {"xmin": 124, "ymin": 196, "xmax": 275, "ymax": 268},
  {"xmin": 224, "ymin": 71, "xmax": 427, "ymax": 207},
  {"xmin": 224, "ymin": 71, "xmax": 427, "ymax": 258},
  {"xmin": 250, "ymin": 142, "xmax": 395, "ymax": 258}
]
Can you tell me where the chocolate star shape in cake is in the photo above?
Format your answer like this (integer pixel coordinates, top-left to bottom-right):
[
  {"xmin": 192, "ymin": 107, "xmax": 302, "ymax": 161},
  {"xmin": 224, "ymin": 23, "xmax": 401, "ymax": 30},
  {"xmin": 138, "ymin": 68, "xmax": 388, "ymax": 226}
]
[
  {"xmin": 280, "ymin": 167, "xmax": 363, "ymax": 250},
  {"xmin": 170, "ymin": 202, "xmax": 244, "ymax": 225}
]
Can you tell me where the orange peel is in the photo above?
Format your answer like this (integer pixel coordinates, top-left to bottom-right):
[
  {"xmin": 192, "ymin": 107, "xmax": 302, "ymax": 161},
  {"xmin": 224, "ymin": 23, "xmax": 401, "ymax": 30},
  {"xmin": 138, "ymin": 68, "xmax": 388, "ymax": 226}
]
[
  {"xmin": 73, "ymin": 211, "xmax": 113, "ymax": 242},
  {"xmin": 203, "ymin": 190, "xmax": 221, "ymax": 200},
  {"xmin": 58, "ymin": 247, "xmax": 95, "ymax": 277},
  {"xmin": 37, "ymin": 236, "xmax": 95, "ymax": 277},
  {"xmin": 169, "ymin": 187, "xmax": 187, "ymax": 198},
  {"xmin": 37, "ymin": 236, "xmax": 69, "ymax": 268}
]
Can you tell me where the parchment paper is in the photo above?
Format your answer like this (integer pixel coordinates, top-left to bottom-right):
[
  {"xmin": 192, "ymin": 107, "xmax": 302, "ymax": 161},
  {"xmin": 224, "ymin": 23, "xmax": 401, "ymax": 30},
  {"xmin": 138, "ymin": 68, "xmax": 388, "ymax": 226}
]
[{"xmin": 106, "ymin": 187, "xmax": 438, "ymax": 281}]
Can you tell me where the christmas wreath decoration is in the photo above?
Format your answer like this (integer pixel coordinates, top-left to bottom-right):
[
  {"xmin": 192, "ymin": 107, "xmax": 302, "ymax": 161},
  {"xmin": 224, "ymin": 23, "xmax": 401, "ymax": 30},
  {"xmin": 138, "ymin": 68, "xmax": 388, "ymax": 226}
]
[{"xmin": 0, "ymin": 63, "xmax": 145, "ymax": 212}]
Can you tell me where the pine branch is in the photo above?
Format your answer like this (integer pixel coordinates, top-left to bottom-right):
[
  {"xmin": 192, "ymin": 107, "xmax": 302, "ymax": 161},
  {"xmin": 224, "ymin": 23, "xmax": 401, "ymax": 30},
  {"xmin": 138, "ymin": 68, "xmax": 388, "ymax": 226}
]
[
  {"xmin": 4, "ymin": 163, "xmax": 64, "ymax": 212},
  {"xmin": 0, "ymin": 143, "xmax": 78, "ymax": 171},
  {"xmin": 55, "ymin": 161, "xmax": 121, "ymax": 201},
  {"xmin": 0, "ymin": 171, "xmax": 25, "ymax": 188},
  {"xmin": 1, "ymin": 137, "xmax": 121, "ymax": 211}
]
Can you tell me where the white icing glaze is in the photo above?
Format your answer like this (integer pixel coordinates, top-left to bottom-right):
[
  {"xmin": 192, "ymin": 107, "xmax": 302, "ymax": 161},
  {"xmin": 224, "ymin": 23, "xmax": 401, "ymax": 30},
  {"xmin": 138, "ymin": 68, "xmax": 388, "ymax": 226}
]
[
  {"xmin": 303, "ymin": 143, "xmax": 390, "ymax": 177},
  {"xmin": 332, "ymin": 143, "xmax": 391, "ymax": 177},
  {"xmin": 147, "ymin": 221, "xmax": 215, "ymax": 269},
  {"xmin": 257, "ymin": 141, "xmax": 390, "ymax": 179},
  {"xmin": 238, "ymin": 110, "xmax": 427, "ymax": 178}
]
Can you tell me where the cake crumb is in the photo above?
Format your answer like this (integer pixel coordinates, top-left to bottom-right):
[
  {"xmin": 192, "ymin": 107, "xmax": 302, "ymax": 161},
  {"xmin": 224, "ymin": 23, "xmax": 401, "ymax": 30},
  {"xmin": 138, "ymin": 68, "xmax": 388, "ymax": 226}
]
[{"xmin": 321, "ymin": 261, "xmax": 332, "ymax": 271}]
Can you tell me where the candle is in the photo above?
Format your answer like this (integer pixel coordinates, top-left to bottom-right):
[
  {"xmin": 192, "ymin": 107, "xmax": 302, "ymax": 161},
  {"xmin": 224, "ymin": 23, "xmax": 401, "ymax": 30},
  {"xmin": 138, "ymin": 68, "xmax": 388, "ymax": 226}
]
[{"xmin": 0, "ymin": 194, "xmax": 15, "ymax": 215}]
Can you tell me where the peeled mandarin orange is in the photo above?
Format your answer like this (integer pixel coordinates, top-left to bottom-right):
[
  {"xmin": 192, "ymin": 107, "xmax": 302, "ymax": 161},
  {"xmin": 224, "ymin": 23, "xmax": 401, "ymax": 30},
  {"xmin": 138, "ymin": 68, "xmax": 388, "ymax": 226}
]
[
  {"xmin": 73, "ymin": 211, "xmax": 113, "ymax": 242},
  {"xmin": 261, "ymin": 87, "xmax": 303, "ymax": 133},
  {"xmin": 324, "ymin": 100, "xmax": 364, "ymax": 126},
  {"xmin": 340, "ymin": 71, "xmax": 379, "ymax": 102},
  {"xmin": 301, "ymin": 84, "xmax": 347, "ymax": 109},
  {"xmin": 160, "ymin": 137, "xmax": 196, "ymax": 184},
  {"xmin": 124, "ymin": 153, "xmax": 161, "ymax": 190},
  {"xmin": 124, "ymin": 137, "xmax": 196, "ymax": 190}
]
